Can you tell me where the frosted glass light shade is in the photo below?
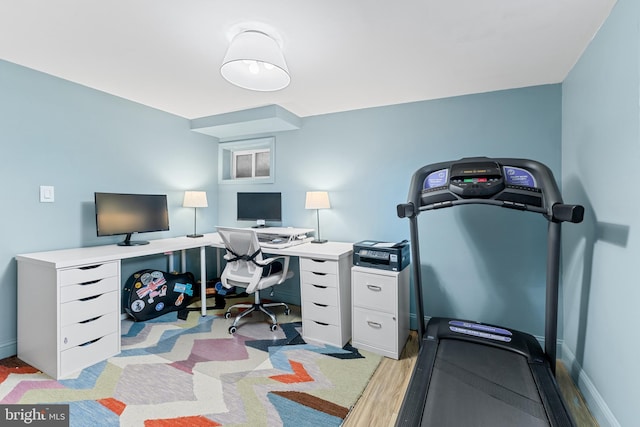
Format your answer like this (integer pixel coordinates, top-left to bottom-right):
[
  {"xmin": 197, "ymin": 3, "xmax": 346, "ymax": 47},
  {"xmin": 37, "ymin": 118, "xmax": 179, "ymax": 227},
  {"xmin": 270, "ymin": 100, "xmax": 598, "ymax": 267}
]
[{"xmin": 221, "ymin": 30, "xmax": 290, "ymax": 91}]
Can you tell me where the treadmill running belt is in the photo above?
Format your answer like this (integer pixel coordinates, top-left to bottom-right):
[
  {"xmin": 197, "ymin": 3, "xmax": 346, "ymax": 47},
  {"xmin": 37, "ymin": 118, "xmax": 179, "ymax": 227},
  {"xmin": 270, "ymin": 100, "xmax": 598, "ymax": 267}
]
[{"xmin": 423, "ymin": 339, "xmax": 550, "ymax": 427}]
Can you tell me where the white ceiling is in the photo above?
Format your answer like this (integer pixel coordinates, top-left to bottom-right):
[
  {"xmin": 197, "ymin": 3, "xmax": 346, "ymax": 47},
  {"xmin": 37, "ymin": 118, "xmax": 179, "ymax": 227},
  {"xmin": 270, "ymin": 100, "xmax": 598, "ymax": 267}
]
[{"xmin": 0, "ymin": 0, "xmax": 616, "ymax": 120}]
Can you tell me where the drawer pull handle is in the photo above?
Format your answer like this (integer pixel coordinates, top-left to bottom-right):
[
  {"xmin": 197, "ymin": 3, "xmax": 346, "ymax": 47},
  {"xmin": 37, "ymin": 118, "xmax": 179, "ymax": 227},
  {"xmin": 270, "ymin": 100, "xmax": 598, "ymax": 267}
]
[
  {"xmin": 310, "ymin": 259, "xmax": 326, "ymax": 263},
  {"xmin": 311, "ymin": 272, "xmax": 327, "ymax": 276},
  {"xmin": 367, "ymin": 285, "xmax": 382, "ymax": 292},
  {"xmin": 313, "ymin": 303, "xmax": 328, "ymax": 308},
  {"xmin": 79, "ymin": 294, "xmax": 102, "ymax": 302},
  {"xmin": 367, "ymin": 321, "xmax": 383, "ymax": 329},
  {"xmin": 79, "ymin": 315, "xmax": 101, "ymax": 324},
  {"xmin": 312, "ymin": 284, "xmax": 327, "ymax": 289},
  {"xmin": 79, "ymin": 336, "xmax": 102, "ymax": 347},
  {"xmin": 79, "ymin": 264, "xmax": 102, "ymax": 270},
  {"xmin": 314, "ymin": 321, "xmax": 329, "ymax": 326},
  {"xmin": 80, "ymin": 279, "xmax": 101, "ymax": 286}
]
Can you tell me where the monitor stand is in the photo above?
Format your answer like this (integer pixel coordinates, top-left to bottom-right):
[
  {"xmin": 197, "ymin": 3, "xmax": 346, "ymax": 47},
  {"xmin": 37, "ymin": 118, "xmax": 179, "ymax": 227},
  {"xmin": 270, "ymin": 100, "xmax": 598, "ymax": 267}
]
[{"xmin": 118, "ymin": 233, "xmax": 150, "ymax": 246}]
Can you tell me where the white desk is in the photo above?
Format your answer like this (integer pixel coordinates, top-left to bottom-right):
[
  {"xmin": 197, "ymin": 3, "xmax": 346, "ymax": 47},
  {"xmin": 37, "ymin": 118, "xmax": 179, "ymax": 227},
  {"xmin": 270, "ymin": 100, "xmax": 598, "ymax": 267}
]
[
  {"xmin": 16, "ymin": 232, "xmax": 353, "ymax": 379},
  {"xmin": 16, "ymin": 235, "xmax": 215, "ymax": 379},
  {"xmin": 207, "ymin": 231, "xmax": 351, "ymax": 260}
]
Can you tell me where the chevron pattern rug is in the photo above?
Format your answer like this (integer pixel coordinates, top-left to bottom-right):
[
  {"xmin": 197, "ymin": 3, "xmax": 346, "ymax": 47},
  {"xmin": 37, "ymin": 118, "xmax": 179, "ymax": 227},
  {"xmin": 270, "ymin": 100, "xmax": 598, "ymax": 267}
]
[{"xmin": 0, "ymin": 305, "xmax": 381, "ymax": 426}]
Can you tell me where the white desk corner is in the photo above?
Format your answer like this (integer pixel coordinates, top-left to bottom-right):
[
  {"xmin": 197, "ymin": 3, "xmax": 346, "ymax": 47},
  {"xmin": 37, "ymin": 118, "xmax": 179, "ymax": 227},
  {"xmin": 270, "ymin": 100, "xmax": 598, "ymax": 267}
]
[{"xmin": 16, "ymin": 231, "xmax": 355, "ymax": 379}]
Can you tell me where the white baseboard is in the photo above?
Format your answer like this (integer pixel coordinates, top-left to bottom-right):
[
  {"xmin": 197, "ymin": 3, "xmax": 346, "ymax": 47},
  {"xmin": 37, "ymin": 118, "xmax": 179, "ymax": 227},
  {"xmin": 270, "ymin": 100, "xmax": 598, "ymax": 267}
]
[{"xmin": 561, "ymin": 343, "xmax": 620, "ymax": 427}]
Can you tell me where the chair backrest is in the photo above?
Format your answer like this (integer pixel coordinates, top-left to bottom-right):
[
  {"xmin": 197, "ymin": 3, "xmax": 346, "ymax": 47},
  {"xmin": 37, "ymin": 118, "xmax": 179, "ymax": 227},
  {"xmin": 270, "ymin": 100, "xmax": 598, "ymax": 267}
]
[{"xmin": 218, "ymin": 227, "xmax": 265, "ymax": 292}]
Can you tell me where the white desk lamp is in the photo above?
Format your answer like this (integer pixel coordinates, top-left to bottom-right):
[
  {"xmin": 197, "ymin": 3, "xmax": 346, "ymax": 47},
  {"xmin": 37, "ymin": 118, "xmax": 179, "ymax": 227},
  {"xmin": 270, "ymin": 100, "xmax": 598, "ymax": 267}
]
[
  {"xmin": 305, "ymin": 191, "xmax": 331, "ymax": 244},
  {"xmin": 183, "ymin": 191, "xmax": 208, "ymax": 238}
]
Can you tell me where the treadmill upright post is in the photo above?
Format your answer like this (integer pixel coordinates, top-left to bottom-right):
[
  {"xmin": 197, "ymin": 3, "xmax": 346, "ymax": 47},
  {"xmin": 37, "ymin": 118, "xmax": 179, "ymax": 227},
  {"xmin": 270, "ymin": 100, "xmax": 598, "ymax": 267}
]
[
  {"xmin": 409, "ymin": 214, "xmax": 425, "ymax": 341},
  {"xmin": 545, "ymin": 220, "xmax": 562, "ymax": 375}
]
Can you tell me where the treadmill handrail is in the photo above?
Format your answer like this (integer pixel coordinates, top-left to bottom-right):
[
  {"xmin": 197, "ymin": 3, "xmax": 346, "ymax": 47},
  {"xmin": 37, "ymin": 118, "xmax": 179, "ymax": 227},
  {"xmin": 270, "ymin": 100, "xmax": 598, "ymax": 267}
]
[
  {"xmin": 397, "ymin": 156, "xmax": 584, "ymax": 368},
  {"xmin": 402, "ymin": 157, "xmax": 581, "ymax": 223}
]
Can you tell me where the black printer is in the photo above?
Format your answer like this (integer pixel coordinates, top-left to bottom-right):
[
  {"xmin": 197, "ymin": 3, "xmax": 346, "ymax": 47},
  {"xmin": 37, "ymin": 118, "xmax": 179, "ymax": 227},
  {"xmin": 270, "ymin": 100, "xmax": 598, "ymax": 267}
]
[{"xmin": 353, "ymin": 240, "xmax": 410, "ymax": 271}]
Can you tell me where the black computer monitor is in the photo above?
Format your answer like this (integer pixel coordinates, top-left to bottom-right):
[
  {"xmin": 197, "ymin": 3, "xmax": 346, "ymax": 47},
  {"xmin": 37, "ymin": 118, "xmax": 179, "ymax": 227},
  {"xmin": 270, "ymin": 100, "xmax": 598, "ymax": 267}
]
[
  {"xmin": 95, "ymin": 192, "xmax": 169, "ymax": 246},
  {"xmin": 236, "ymin": 192, "xmax": 282, "ymax": 227}
]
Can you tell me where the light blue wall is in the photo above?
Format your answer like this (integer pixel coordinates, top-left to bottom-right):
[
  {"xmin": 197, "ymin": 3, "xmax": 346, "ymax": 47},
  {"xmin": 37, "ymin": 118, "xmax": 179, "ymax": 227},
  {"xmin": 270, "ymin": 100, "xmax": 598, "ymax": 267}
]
[
  {"xmin": 562, "ymin": 1, "xmax": 637, "ymax": 425},
  {"xmin": 1, "ymin": 58, "xmax": 566, "ymax": 406},
  {"xmin": 0, "ymin": 60, "xmax": 218, "ymax": 359},
  {"xmin": 219, "ymin": 85, "xmax": 562, "ymax": 336}
]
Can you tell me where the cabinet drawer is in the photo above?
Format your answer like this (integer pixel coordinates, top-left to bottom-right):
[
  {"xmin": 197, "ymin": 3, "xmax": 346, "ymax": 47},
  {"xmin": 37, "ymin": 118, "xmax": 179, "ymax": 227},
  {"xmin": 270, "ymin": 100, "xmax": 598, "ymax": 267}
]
[
  {"xmin": 300, "ymin": 258, "xmax": 339, "ymax": 275},
  {"xmin": 60, "ymin": 312, "xmax": 119, "ymax": 351},
  {"xmin": 352, "ymin": 307, "xmax": 397, "ymax": 351},
  {"xmin": 303, "ymin": 301, "xmax": 340, "ymax": 325},
  {"xmin": 59, "ymin": 262, "xmax": 118, "ymax": 286},
  {"xmin": 301, "ymin": 271, "xmax": 337, "ymax": 288},
  {"xmin": 60, "ymin": 291, "xmax": 118, "ymax": 326},
  {"xmin": 302, "ymin": 283, "xmax": 338, "ymax": 306},
  {"xmin": 303, "ymin": 320, "xmax": 341, "ymax": 347},
  {"xmin": 60, "ymin": 332, "xmax": 119, "ymax": 378},
  {"xmin": 352, "ymin": 271, "xmax": 397, "ymax": 312},
  {"xmin": 60, "ymin": 276, "xmax": 119, "ymax": 304}
]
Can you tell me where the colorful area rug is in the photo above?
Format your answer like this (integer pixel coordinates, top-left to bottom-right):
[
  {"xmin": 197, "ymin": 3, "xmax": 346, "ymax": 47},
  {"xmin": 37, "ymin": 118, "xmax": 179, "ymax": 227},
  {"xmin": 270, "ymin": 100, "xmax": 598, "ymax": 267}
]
[{"xmin": 0, "ymin": 304, "xmax": 381, "ymax": 426}]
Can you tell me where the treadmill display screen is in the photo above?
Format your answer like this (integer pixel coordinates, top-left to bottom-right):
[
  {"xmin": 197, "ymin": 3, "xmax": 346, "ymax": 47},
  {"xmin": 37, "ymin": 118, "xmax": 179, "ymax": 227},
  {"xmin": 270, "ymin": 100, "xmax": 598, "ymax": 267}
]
[
  {"xmin": 503, "ymin": 166, "xmax": 537, "ymax": 188},
  {"xmin": 423, "ymin": 168, "xmax": 449, "ymax": 189},
  {"xmin": 450, "ymin": 161, "xmax": 502, "ymax": 179}
]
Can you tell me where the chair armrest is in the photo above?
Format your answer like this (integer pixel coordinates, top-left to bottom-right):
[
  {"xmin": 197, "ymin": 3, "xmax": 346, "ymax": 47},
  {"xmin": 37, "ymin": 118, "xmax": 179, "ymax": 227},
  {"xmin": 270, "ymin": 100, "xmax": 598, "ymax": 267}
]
[
  {"xmin": 260, "ymin": 255, "xmax": 291, "ymax": 284},
  {"xmin": 276, "ymin": 256, "xmax": 290, "ymax": 284}
]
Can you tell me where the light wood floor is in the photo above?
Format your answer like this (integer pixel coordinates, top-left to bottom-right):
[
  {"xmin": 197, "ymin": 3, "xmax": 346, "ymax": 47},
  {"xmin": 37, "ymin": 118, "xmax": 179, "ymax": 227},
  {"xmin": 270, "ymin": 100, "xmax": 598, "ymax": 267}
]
[{"xmin": 343, "ymin": 331, "xmax": 598, "ymax": 427}]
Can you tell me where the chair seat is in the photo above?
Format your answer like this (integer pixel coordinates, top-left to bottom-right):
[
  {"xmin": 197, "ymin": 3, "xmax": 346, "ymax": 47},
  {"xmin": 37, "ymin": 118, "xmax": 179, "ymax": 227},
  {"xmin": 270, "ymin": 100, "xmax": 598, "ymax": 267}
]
[{"xmin": 226, "ymin": 270, "xmax": 293, "ymax": 291}]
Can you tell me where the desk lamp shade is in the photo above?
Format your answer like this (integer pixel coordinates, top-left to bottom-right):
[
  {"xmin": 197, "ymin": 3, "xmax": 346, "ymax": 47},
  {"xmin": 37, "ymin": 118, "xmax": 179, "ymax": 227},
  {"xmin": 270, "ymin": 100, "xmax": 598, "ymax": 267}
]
[
  {"xmin": 305, "ymin": 191, "xmax": 330, "ymax": 244},
  {"xmin": 220, "ymin": 30, "xmax": 290, "ymax": 92},
  {"xmin": 183, "ymin": 191, "xmax": 208, "ymax": 238}
]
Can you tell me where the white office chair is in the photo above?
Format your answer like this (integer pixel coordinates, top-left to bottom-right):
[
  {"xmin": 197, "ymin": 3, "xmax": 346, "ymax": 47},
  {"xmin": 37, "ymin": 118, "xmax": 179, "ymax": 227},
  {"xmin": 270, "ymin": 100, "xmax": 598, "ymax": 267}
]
[{"xmin": 217, "ymin": 226, "xmax": 293, "ymax": 334}]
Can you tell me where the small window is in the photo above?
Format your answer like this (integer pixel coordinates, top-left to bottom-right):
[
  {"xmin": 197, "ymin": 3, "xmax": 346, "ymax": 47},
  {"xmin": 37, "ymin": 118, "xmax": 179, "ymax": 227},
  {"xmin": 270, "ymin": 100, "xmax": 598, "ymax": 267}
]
[
  {"xmin": 232, "ymin": 148, "xmax": 271, "ymax": 179},
  {"xmin": 219, "ymin": 137, "xmax": 275, "ymax": 184}
]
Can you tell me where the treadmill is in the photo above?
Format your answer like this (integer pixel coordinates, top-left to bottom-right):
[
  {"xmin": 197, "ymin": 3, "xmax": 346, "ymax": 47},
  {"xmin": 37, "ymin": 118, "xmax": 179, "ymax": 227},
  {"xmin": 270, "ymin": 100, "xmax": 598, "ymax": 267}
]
[{"xmin": 395, "ymin": 157, "xmax": 583, "ymax": 427}]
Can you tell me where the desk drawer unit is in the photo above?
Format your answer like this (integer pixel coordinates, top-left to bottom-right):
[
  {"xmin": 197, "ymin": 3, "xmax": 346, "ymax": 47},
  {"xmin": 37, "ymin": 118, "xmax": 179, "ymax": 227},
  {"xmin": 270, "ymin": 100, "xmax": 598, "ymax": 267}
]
[
  {"xmin": 300, "ymin": 256, "xmax": 352, "ymax": 348},
  {"xmin": 17, "ymin": 260, "xmax": 121, "ymax": 379},
  {"xmin": 58, "ymin": 262, "xmax": 121, "ymax": 378},
  {"xmin": 351, "ymin": 266, "xmax": 409, "ymax": 359}
]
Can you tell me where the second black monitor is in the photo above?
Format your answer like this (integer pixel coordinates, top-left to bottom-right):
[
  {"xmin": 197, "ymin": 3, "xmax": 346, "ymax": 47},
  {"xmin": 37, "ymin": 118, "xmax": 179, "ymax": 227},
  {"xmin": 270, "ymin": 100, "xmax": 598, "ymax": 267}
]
[{"xmin": 237, "ymin": 192, "xmax": 282, "ymax": 227}]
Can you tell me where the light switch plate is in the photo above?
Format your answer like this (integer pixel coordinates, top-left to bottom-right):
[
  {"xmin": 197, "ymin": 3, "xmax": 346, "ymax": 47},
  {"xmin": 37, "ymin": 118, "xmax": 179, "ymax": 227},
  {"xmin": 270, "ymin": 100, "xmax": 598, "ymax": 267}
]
[{"xmin": 40, "ymin": 186, "xmax": 55, "ymax": 203}]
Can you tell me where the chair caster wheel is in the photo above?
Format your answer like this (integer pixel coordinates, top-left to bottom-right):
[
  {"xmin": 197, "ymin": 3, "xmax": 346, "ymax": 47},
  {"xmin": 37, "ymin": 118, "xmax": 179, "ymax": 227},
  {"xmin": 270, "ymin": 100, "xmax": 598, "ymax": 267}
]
[
  {"xmin": 224, "ymin": 312, "xmax": 232, "ymax": 319},
  {"xmin": 284, "ymin": 308, "xmax": 291, "ymax": 315},
  {"xmin": 228, "ymin": 326, "xmax": 237, "ymax": 334},
  {"xmin": 270, "ymin": 324, "xmax": 277, "ymax": 332}
]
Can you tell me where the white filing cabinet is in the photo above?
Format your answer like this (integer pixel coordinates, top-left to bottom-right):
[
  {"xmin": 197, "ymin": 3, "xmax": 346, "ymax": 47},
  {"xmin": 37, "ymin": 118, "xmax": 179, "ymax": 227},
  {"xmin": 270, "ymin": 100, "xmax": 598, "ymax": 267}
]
[
  {"xmin": 351, "ymin": 265, "xmax": 409, "ymax": 359},
  {"xmin": 300, "ymin": 256, "xmax": 352, "ymax": 347},
  {"xmin": 17, "ymin": 260, "xmax": 121, "ymax": 379}
]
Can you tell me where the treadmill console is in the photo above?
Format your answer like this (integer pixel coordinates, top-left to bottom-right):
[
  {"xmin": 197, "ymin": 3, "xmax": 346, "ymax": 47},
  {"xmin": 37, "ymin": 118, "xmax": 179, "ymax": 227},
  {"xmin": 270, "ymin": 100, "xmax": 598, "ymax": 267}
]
[
  {"xmin": 449, "ymin": 160, "xmax": 505, "ymax": 198},
  {"xmin": 419, "ymin": 158, "xmax": 545, "ymax": 211}
]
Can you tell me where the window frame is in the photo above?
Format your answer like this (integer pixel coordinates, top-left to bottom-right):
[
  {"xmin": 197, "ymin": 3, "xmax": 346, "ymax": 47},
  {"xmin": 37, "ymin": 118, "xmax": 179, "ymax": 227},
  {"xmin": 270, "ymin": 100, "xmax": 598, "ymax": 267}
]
[{"xmin": 218, "ymin": 137, "xmax": 275, "ymax": 184}]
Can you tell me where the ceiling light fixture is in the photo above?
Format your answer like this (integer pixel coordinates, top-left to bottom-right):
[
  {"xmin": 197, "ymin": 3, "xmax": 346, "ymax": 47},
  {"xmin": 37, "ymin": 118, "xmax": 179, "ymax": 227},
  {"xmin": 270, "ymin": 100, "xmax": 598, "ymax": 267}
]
[{"xmin": 220, "ymin": 30, "xmax": 290, "ymax": 91}]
